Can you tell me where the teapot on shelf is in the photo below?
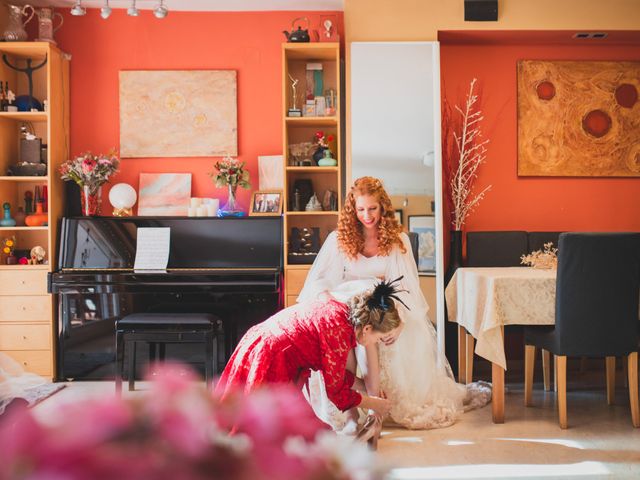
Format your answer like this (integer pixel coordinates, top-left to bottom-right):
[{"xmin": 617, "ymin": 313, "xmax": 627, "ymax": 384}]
[
  {"xmin": 2, "ymin": 3, "xmax": 35, "ymax": 42},
  {"xmin": 283, "ymin": 17, "xmax": 310, "ymax": 43}
]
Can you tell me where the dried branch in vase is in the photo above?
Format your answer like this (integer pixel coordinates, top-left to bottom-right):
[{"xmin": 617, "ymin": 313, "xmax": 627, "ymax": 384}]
[
  {"xmin": 447, "ymin": 78, "xmax": 492, "ymax": 231},
  {"xmin": 521, "ymin": 242, "xmax": 558, "ymax": 269}
]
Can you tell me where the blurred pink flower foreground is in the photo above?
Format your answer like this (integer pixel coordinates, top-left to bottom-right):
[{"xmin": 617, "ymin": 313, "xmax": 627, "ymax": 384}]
[{"xmin": 0, "ymin": 364, "xmax": 380, "ymax": 480}]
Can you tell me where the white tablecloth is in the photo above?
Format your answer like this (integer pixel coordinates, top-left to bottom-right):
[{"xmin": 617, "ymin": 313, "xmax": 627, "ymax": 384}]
[{"xmin": 445, "ymin": 267, "xmax": 556, "ymax": 370}]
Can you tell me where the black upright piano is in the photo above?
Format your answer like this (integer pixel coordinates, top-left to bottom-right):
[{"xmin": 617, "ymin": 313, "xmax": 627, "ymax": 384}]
[{"xmin": 49, "ymin": 217, "xmax": 283, "ymax": 381}]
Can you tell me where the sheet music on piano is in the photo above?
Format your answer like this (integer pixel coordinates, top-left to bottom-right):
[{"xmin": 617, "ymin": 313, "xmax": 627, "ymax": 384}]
[{"xmin": 134, "ymin": 227, "xmax": 171, "ymax": 273}]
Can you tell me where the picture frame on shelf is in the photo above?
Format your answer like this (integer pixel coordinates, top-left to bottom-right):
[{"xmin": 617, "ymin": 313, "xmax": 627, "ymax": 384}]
[
  {"xmin": 394, "ymin": 208, "xmax": 403, "ymax": 226},
  {"xmin": 408, "ymin": 215, "xmax": 436, "ymax": 273},
  {"xmin": 250, "ymin": 190, "xmax": 283, "ymax": 216}
]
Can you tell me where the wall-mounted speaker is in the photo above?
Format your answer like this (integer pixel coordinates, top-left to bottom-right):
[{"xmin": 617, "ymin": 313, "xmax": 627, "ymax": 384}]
[{"xmin": 464, "ymin": 0, "xmax": 498, "ymax": 21}]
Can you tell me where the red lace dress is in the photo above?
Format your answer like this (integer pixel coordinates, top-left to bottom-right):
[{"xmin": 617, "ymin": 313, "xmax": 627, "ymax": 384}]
[{"xmin": 216, "ymin": 299, "xmax": 362, "ymax": 412}]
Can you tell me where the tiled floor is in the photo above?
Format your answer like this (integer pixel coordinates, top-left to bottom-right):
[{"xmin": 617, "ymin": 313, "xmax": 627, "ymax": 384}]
[{"xmin": 34, "ymin": 375, "xmax": 640, "ymax": 480}]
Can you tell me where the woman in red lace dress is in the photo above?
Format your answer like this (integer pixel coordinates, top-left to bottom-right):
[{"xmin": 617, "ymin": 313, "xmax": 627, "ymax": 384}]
[{"xmin": 216, "ymin": 280, "xmax": 405, "ymax": 418}]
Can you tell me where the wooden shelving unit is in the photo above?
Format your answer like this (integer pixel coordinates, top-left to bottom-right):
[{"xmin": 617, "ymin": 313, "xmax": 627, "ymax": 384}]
[
  {"xmin": 0, "ymin": 42, "xmax": 70, "ymax": 379},
  {"xmin": 282, "ymin": 43, "xmax": 341, "ymax": 307}
]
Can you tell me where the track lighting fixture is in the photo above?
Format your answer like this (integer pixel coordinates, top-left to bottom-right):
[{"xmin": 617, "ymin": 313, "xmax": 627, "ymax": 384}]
[
  {"xmin": 70, "ymin": 0, "xmax": 86, "ymax": 16},
  {"xmin": 72, "ymin": 0, "xmax": 169, "ymax": 20},
  {"xmin": 100, "ymin": 0, "xmax": 112, "ymax": 19},
  {"xmin": 154, "ymin": 0, "xmax": 169, "ymax": 19},
  {"xmin": 127, "ymin": 0, "xmax": 139, "ymax": 17}
]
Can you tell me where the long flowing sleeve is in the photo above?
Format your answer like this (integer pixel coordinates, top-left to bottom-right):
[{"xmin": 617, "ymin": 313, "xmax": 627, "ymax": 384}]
[
  {"xmin": 317, "ymin": 321, "xmax": 362, "ymax": 411},
  {"xmin": 386, "ymin": 233, "xmax": 430, "ymax": 324},
  {"xmin": 297, "ymin": 231, "xmax": 346, "ymax": 302}
]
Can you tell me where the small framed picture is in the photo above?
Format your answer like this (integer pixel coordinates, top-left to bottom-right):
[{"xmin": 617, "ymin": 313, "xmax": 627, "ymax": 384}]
[
  {"xmin": 250, "ymin": 190, "xmax": 283, "ymax": 216},
  {"xmin": 408, "ymin": 215, "xmax": 436, "ymax": 273},
  {"xmin": 393, "ymin": 208, "xmax": 403, "ymax": 226}
]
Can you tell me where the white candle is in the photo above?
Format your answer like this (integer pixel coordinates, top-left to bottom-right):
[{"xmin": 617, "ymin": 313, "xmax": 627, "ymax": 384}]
[
  {"xmin": 188, "ymin": 207, "xmax": 197, "ymax": 217},
  {"xmin": 209, "ymin": 199, "xmax": 219, "ymax": 213},
  {"xmin": 206, "ymin": 205, "xmax": 216, "ymax": 216},
  {"xmin": 190, "ymin": 198, "xmax": 202, "ymax": 208},
  {"xmin": 197, "ymin": 206, "xmax": 207, "ymax": 217}
]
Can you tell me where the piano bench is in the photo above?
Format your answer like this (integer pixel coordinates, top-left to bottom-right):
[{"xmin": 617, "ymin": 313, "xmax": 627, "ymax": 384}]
[{"xmin": 115, "ymin": 313, "xmax": 221, "ymax": 394}]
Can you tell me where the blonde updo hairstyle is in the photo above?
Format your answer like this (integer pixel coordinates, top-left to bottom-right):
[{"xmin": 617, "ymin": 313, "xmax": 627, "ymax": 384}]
[
  {"xmin": 337, "ymin": 176, "xmax": 405, "ymax": 259},
  {"xmin": 348, "ymin": 291, "xmax": 402, "ymax": 335}
]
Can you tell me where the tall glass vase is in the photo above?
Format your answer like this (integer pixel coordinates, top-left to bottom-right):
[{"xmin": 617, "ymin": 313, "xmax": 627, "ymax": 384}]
[
  {"xmin": 80, "ymin": 185, "xmax": 102, "ymax": 216},
  {"xmin": 217, "ymin": 184, "xmax": 245, "ymax": 217}
]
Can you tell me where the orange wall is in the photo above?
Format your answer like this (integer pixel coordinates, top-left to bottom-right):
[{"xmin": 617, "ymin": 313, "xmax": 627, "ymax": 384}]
[
  {"xmin": 441, "ymin": 44, "xmax": 640, "ymax": 232},
  {"xmin": 54, "ymin": 10, "xmax": 343, "ymax": 211}
]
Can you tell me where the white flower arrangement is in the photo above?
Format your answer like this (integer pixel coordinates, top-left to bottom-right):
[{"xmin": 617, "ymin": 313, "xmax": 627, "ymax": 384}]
[{"xmin": 521, "ymin": 242, "xmax": 558, "ymax": 269}]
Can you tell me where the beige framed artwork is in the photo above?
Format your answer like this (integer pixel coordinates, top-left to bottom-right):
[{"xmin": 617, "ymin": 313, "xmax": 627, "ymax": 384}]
[
  {"xmin": 250, "ymin": 190, "xmax": 283, "ymax": 216},
  {"xmin": 517, "ymin": 60, "xmax": 640, "ymax": 177},
  {"xmin": 120, "ymin": 70, "xmax": 238, "ymax": 158}
]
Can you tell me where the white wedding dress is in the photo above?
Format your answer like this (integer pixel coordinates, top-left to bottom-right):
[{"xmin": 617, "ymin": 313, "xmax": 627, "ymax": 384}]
[{"xmin": 298, "ymin": 232, "xmax": 491, "ymax": 430}]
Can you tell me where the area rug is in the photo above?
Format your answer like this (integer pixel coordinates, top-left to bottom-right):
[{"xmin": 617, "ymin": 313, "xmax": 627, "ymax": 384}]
[{"xmin": 26, "ymin": 383, "xmax": 66, "ymax": 408}]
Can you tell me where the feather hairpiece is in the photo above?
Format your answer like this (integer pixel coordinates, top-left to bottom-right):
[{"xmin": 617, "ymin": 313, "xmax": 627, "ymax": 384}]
[{"xmin": 366, "ymin": 276, "xmax": 410, "ymax": 312}]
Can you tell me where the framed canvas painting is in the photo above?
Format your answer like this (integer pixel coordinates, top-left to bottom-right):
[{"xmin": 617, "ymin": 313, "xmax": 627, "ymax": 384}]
[
  {"xmin": 120, "ymin": 70, "xmax": 238, "ymax": 158},
  {"xmin": 517, "ymin": 60, "xmax": 640, "ymax": 177},
  {"xmin": 138, "ymin": 173, "xmax": 191, "ymax": 216},
  {"xmin": 408, "ymin": 215, "xmax": 436, "ymax": 273}
]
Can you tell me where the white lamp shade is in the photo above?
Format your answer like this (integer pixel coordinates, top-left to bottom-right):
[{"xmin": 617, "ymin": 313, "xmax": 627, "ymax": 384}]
[{"xmin": 109, "ymin": 183, "xmax": 137, "ymax": 209}]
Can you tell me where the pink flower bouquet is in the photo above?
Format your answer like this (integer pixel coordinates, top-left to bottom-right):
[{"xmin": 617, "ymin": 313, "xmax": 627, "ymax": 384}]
[{"xmin": 59, "ymin": 151, "xmax": 120, "ymax": 191}]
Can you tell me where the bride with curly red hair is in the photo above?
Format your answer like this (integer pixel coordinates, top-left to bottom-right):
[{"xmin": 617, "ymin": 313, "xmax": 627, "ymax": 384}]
[{"xmin": 298, "ymin": 176, "xmax": 490, "ymax": 433}]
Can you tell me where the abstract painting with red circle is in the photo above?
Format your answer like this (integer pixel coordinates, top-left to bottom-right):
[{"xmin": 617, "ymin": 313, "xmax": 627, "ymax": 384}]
[{"xmin": 517, "ymin": 60, "xmax": 640, "ymax": 176}]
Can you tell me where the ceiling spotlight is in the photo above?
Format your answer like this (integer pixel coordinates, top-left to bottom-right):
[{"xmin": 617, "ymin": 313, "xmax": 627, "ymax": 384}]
[
  {"xmin": 70, "ymin": 0, "xmax": 86, "ymax": 16},
  {"xmin": 100, "ymin": 0, "xmax": 112, "ymax": 19},
  {"xmin": 127, "ymin": 0, "xmax": 139, "ymax": 17},
  {"xmin": 154, "ymin": 0, "xmax": 168, "ymax": 19}
]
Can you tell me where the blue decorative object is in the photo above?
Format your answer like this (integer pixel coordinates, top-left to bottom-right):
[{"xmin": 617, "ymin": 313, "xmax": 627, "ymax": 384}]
[
  {"xmin": 217, "ymin": 185, "xmax": 245, "ymax": 217},
  {"xmin": 1, "ymin": 202, "xmax": 17, "ymax": 227},
  {"xmin": 16, "ymin": 95, "xmax": 43, "ymax": 112}
]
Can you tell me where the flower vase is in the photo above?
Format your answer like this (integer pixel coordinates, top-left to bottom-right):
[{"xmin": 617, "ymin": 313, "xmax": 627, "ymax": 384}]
[
  {"xmin": 445, "ymin": 230, "xmax": 463, "ymax": 286},
  {"xmin": 81, "ymin": 185, "xmax": 102, "ymax": 216},
  {"xmin": 312, "ymin": 147, "xmax": 327, "ymax": 166},
  {"xmin": 217, "ymin": 184, "xmax": 245, "ymax": 217}
]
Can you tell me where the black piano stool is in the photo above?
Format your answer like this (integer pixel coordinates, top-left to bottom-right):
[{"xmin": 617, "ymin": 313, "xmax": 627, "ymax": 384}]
[{"xmin": 115, "ymin": 313, "xmax": 221, "ymax": 393}]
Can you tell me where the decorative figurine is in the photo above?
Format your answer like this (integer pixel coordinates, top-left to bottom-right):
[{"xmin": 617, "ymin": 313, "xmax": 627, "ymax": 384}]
[
  {"xmin": 0, "ymin": 202, "xmax": 16, "ymax": 226},
  {"xmin": 305, "ymin": 193, "xmax": 323, "ymax": 212},
  {"xmin": 2, "ymin": 53, "xmax": 47, "ymax": 111},
  {"xmin": 287, "ymin": 74, "xmax": 302, "ymax": 117},
  {"xmin": 29, "ymin": 245, "xmax": 46, "ymax": 264}
]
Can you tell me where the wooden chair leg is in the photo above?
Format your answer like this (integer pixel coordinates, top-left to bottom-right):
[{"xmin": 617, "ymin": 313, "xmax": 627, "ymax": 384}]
[
  {"xmin": 542, "ymin": 349, "xmax": 551, "ymax": 391},
  {"xmin": 606, "ymin": 356, "xmax": 616, "ymax": 405},
  {"xmin": 628, "ymin": 352, "xmax": 639, "ymax": 428},
  {"xmin": 465, "ymin": 332, "xmax": 474, "ymax": 384},
  {"xmin": 524, "ymin": 345, "xmax": 535, "ymax": 406},
  {"xmin": 556, "ymin": 355, "xmax": 567, "ymax": 429},
  {"xmin": 554, "ymin": 355, "xmax": 558, "ymax": 392},
  {"xmin": 457, "ymin": 325, "xmax": 467, "ymax": 384}
]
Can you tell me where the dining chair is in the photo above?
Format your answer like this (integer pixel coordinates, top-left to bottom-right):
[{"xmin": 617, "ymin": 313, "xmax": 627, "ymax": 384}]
[
  {"xmin": 466, "ymin": 231, "xmax": 528, "ymax": 267},
  {"xmin": 524, "ymin": 232, "xmax": 640, "ymax": 429},
  {"xmin": 461, "ymin": 231, "xmax": 529, "ymax": 383}
]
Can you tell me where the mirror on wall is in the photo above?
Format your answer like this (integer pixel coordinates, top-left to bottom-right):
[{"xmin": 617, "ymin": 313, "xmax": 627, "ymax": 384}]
[{"xmin": 350, "ymin": 41, "xmax": 445, "ymax": 352}]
